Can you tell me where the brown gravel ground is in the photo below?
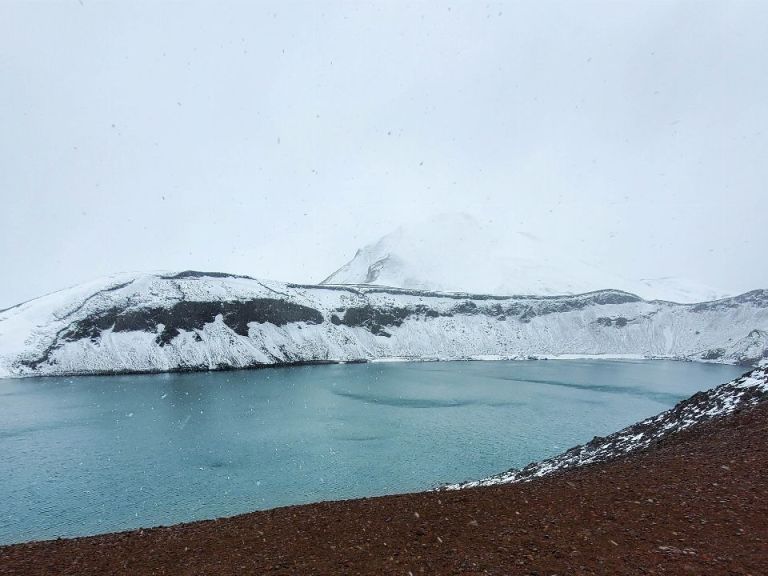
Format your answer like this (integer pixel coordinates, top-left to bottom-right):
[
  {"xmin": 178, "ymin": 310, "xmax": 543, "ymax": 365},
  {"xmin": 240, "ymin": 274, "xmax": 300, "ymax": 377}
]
[{"xmin": 2, "ymin": 402, "xmax": 767, "ymax": 576}]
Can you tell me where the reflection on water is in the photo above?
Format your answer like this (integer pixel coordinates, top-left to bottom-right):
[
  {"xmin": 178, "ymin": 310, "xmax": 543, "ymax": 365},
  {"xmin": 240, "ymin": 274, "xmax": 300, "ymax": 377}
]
[{"xmin": 0, "ymin": 359, "xmax": 745, "ymax": 544}]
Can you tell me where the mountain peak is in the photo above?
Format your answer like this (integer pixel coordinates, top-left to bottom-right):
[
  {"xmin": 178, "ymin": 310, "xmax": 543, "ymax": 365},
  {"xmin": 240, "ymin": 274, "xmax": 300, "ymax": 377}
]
[{"xmin": 321, "ymin": 214, "xmax": 729, "ymax": 302}]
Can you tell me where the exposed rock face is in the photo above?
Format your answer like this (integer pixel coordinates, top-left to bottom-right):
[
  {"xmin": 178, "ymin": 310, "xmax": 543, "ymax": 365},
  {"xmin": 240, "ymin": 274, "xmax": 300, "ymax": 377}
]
[
  {"xmin": 62, "ymin": 299, "xmax": 323, "ymax": 343},
  {"xmin": 446, "ymin": 365, "xmax": 768, "ymax": 489},
  {"xmin": 0, "ymin": 272, "xmax": 767, "ymax": 378}
]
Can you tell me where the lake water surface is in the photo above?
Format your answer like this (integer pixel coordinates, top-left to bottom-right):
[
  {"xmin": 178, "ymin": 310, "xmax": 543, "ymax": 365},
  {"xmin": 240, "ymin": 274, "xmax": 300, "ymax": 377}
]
[{"xmin": 0, "ymin": 359, "xmax": 745, "ymax": 544}]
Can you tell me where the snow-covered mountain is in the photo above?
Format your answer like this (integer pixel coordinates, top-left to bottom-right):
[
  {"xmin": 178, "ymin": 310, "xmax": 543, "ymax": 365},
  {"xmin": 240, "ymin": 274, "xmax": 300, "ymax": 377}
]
[
  {"xmin": 321, "ymin": 214, "xmax": 728, "ymax": 303},
  {"xmin": 446, "ymin": 364, "xmax": 768, "ymax": 489},
  {"xmin": 0, "ymin": 271, "xmax": 766, "ymax": 379}
]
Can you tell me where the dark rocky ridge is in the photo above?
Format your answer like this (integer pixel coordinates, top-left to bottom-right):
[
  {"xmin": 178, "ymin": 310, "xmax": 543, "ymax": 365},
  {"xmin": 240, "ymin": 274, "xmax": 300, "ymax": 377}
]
[
  {"xmin": 294, "ymin": 282, "xmax": 644, "ymax": 303},
  {"xmin": 690, "ymin": 289, "xmax": 768, "ymax": 311},
  {"xmin": 61, "ymin": 299, "xmax": 323, "ymax": 344},
  {"xmin": 21, "ymin": 299, "xmax": 324, "ymax": 370},
  {"xmin": 331, "ymin": 304, "xmax": 439, "ymax": 336},
  {"xmin": 159, "ymin": 270, "xmax": 258, "ymax": 281},
  {"xmin": 329, "ymin": 290, "xmax": 644, "ymax": 336}
]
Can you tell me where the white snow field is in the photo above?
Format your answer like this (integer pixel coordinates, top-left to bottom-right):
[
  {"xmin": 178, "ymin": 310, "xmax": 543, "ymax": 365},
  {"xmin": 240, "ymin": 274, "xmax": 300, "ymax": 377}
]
[
  {"xmin": 322, "ymin": 214, "xmax": 728, "ymax": 303},
  {"xmin": 0, "ymin": 270, "xmax": 766, "ymax": 378}
]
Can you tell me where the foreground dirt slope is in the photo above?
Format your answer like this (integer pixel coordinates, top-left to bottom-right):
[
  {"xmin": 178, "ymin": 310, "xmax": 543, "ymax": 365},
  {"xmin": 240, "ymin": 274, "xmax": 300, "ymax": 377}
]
[{"xmin": 3, "ymin": 402, "xmax": 767, "ymax": 576}]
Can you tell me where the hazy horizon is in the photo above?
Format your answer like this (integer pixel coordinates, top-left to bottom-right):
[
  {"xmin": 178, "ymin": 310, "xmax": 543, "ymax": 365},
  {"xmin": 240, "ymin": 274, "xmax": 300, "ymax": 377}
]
[{"xmin": 2, "ymin": 1, "xmax": 767, "ymax": 308}]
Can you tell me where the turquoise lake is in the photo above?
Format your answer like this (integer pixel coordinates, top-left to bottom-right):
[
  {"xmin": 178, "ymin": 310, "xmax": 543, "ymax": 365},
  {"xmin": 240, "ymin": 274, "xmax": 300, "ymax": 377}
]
[{"xmin": 0, "ymin": 359, "xmax": 746, "ymax": 544}]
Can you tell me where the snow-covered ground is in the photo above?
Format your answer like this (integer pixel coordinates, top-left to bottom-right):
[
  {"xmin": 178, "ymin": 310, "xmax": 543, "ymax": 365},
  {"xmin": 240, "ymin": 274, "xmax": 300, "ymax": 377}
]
[
  {"xmin": 0, "ymin": 271, "xmax": 766, "ymax": 378},
  {"xmin": 445, "ymin": 364, "xmax": 768, "ymax": 489},
  {"xmin": 321, "ymin": 214, "xmax": 729, "ymax": 303}
]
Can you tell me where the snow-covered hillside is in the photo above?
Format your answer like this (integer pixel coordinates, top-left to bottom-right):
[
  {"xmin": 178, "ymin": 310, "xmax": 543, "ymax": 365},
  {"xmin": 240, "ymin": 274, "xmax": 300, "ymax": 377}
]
[
  {"xmin": 321, "ymin": 214, "xmax": 728, "ymax": 303},
  {"xmin": 0, "ymin": 271, "xmax": 766, "ymax": 378},
  {"xmin": 446, "ymin": 364, "xmax": 768, "ymax": 489}
]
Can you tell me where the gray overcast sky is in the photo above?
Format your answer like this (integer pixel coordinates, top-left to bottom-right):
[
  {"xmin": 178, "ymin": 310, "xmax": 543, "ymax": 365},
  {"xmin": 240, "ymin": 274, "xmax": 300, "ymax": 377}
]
[{"xmin": 1, "ymin": 0, "xmax": 767, "ymax": 308}]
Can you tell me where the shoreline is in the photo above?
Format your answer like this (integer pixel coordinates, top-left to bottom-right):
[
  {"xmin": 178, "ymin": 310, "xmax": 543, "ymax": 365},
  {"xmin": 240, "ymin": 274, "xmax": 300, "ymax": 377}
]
[
  {"xmin": 3, "ymin": 399, "xmax": 766, "ymax": 574},
  {"xmin": 0, "ymin": 353, "xmax": 754, "ymax": 381}
]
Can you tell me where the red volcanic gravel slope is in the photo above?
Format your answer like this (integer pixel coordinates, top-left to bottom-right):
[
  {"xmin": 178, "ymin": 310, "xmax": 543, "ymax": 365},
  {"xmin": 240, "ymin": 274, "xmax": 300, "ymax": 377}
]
[{"xmin": 2, "ymin": 399, "xmax": 767, "ymax": 575}]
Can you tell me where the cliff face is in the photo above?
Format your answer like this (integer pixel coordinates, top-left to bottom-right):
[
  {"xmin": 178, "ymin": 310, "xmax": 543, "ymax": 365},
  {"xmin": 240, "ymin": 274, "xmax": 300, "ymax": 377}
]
[{"xmin": 1, "ymin": 271, "xmax": 767, "ymax": 378}]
